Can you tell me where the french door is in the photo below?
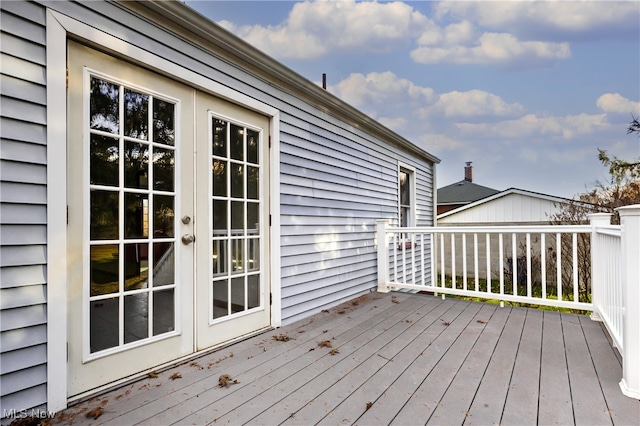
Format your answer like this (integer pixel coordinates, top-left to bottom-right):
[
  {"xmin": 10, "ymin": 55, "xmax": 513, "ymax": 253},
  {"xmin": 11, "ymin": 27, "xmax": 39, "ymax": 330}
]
[{"xmin": 67, "ymin": 41, "xmax": 270, "ymax": 397}]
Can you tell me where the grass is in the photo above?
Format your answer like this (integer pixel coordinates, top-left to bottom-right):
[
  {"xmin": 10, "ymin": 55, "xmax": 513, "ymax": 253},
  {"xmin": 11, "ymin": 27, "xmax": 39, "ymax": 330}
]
[{"xmin": 435, "ymin": 274, "xmax": 591, "ymax": 315}]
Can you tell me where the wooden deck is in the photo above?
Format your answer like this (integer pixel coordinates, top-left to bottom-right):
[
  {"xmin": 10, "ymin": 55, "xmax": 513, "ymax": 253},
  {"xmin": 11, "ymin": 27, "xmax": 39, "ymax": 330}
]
[{"xmin": 53, "ymin": 292, "xmax": 639, "ymax": 425}]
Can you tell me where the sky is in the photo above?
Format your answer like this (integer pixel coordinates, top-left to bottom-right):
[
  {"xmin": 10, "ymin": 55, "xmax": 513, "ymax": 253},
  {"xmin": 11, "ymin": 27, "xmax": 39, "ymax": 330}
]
[{"xmin": 185, "ymin": 0, "xmax": 640, "ymax": 199}]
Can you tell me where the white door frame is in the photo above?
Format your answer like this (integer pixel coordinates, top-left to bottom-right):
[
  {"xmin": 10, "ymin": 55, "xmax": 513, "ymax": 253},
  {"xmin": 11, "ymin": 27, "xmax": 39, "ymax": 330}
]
[{"xmin": 46, "ymin": 9, "xmax": 282, "ymax": 412}]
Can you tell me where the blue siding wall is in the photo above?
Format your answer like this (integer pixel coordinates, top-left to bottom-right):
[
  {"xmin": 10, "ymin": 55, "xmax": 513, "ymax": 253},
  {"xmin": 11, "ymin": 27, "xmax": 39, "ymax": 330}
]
[{"xmin": 0, "ymin": 0, "xmax": 49, "ymax": 418}]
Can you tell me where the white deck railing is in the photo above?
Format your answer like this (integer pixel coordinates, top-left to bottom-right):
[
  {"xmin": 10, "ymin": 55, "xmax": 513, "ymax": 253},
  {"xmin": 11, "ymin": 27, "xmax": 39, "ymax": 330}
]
[{"xmin": 376, "ymin": 205, "xmax": 640, "ymax": 400}]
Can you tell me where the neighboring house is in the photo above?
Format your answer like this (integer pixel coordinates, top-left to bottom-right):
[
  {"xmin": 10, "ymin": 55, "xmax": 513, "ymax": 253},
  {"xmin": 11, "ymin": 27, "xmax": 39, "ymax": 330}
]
[
  {"xmin": 437, "ymin": 162, "xmax": 500, "ymax": 215},
  {"xmin": 0, "ymin": 0, "xmax": 439, "ymax": 417},
  {"xmin": 438, "ymin": 187, "xmax": 572, "ymax": 225},
  {"xmin": 437, "ymin": 162, "xmax": 572, "ymax": 225},
  {"xmin": 436, "ymin": 163, "xmax": 577, "ymax": 280}
]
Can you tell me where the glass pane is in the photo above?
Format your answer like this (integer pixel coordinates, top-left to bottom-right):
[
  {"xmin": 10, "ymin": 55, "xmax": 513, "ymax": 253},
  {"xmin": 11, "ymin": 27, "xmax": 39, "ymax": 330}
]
[
  {"xmin": 231, "ymin": 201, "xmax": 244, "ymax": 235},
  {"xmin": 247, "ymin": 202, "xmax": 259, "ymax": 235},
  {"xmin": 90, "ymin": 77, "xmax": 119, "ymax": 134},
  {"xmin": 213, "ymin": 200, "xmax": 228, "ymax": 237},
  {"xmin": 212, "ymin": 280, "xmax": 228, "ymax": 319},
  {"xmin": 153, "ymin": 98, "xmax": 175, "ymax": 146},
  {"xmin": 231, "ymin": 276, "xmax": 245, "ymax": 313},
  {"xmin": 124, "ymin": 293, "xmax": 149, "ymax": 344},
  {"xmin": 213, "ymin": 160, "xmax": 227, "ymax": 197},
  {"xmin": 247, "ymin": 238, "xmax": 260, "ymax": 272},
  {"xmin": 213, "ymin": 239, "xmax": 228, "ymax": 276},
  {"xmin": 153, "ymin": 242, "xmax": 174, "ymax": 287},
  {"xmin": 124, "ymin": 243, "xmax": 149, "ymax": 291},
  {"xmin": 154, "ymin": 195, "xmax": 174, "ymax": 238},
  {"xmin": 400, "ymin": 170, "xmax": 410, "ymax": 205},
  {"xmin": 247, "ymin": 129, "xmax": 259, "ymax": 165},
  {"xmin": 124, "ymin": 142, "xmax": 149, "ymax": 189},
  {"xmin": 231, "ymin": 239, "xmax": 244, "ymax": 273},
  {"xmin": 231, "ymin": 163, "xmax": 244, "ymax": 198},
  {"xmin": 153, "ymin": 148, "xmax": 175, "ymax": 192},
  {"xmin": 230, "ymin": 124, "xmax": 243, "ymax": 161},
  {"xmin": 400, "ymin": 206, "xmax": 408, "ymax": 227},
  {"xmin": 90, "ymin": 134, "xmax": 119, "ymax": 187},
  {"xmin": 90, "ymin": 190, "xmax": 119, "ymax": 240},
  {"xmin": 90, "ymin": 298, "xmax": 119, "ymax": 353},
  {"xmin": 248, "ymin": 274, "xmax": 259, "ymax": 309},
  {"xmin": 213, "ymin": 118, "xmax": 227, "ymax": 157},
  {"xmin": 124, "ymin": 89, "xmax": 148, "ymax": 140},
  {"xmin": 153, "ymin": 289, "xmax": 175, "ymax": 335},
  {"xmin": 247, "ymin": 166, "xmax": 259, "ymax": 200},
  {"xmin": 90, "ymin": 245, "xmax": 119, "ymax": 296},
  {"xmin": 124, "ymin": 193, "xmax": 149, "ymax": 239}
]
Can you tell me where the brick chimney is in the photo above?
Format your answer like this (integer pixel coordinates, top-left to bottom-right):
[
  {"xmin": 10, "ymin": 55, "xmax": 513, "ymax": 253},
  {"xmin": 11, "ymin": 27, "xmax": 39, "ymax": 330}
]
[{"xmin": 464, "ymin": 162, "xmax": 473, "ymax": 182}]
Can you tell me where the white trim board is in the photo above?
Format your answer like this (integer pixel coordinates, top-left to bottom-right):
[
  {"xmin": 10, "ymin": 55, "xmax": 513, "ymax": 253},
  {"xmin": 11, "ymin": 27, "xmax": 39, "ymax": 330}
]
[{"xmin": 45, "ymin": 9, "xmax": 282, "ymax": 412}]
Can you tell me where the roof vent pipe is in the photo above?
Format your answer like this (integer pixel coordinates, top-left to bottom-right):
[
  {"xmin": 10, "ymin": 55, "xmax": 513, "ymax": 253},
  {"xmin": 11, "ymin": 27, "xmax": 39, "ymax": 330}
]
[
  {"xmin": 322, "ymin": 73, "xmax": 327, "ymax": 90},
  {"xmin": 464, "ymin": 162, "xmax": 473, "ymax": 182}
]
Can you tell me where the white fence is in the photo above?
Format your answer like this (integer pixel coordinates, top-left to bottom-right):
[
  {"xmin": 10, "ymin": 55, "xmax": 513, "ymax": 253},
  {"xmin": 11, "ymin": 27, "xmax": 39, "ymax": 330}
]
[{"xmin": 376, "ymin": 205, "xmax": 640, "ymax": 399}]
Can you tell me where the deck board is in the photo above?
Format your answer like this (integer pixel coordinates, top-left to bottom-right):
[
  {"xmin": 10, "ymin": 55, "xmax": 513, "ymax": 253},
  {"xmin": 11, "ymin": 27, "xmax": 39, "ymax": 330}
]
[
  {"xmin": 247, "ymin": 295, "xmax": 442, "ymax": 425},
  {"xmin": 390, "ymin": 303, "xmax": 496, "ymax": 425},
  {"xmin": 501, "ymin": 308, "xmax": 543, "ymax": 425},
  {"xmin": 311, "ymin": 297, "xmax": 462, "ymax": 426},
  {"xmin": 52, "ymin": 293, "xmax": 640, "ymax": 426},
  {"xmin": 538, "ymin": 310, "xmax": 573, "ymax": 425},
  {"xmin": 464, "ymin": 306, "xmax": 526, "ymax": 425},
  {"xmin": 562, "ymin": 313, "xmax": 613, "ymax": 425},
  {"xmin": 426, "ymin": 303, "xmax": 510, "ymax": 425}
]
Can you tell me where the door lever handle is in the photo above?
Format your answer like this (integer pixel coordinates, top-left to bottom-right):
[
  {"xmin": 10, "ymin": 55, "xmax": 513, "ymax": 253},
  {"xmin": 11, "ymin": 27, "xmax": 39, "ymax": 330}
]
[{"xmin": 181, "ymin": 234, "xmax": 195, "ymax": 245}]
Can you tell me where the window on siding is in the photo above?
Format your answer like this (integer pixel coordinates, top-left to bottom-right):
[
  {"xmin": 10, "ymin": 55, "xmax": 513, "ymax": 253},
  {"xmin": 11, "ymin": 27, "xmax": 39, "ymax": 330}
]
[{"xmin": 399, "ymin": 167, "xmax": 414, "ymax": 227}]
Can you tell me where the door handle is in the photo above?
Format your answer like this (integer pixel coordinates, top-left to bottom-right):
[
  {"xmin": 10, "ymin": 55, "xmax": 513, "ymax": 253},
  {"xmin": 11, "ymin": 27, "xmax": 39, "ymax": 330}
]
[{"xmin": 181, "ymin": 234, "xmax": 195, "ymax": 245}]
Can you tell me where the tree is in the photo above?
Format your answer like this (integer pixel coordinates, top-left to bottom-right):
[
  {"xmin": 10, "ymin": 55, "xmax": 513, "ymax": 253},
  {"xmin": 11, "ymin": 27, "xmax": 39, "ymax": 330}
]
[
  {"xmin": 598, "ymin": 114, "xmax": 640, "ymax": 182},
  {"xmin": 546, "ymin": 116, "xmax": 640, "ymax": 303}
]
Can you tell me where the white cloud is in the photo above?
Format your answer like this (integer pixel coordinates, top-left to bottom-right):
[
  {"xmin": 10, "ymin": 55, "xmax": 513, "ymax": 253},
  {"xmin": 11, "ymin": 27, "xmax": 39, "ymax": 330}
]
[
  {"xmin": 596, "ymin": 93, "xmax": 640, "ymax": 115},
  {"xmin": 378, "ymin": 116, "xmax": 408, "ymax": 132},
  {"xmin": 421, "ymin": 89, "xmax": 525, "ymax": 119},
  {"xmin": 329, "ymin": 71, "xmax": 436, "ymax": 110},
  {"xmin": 219, "ymin": 0, "xmax": 431, "ymax": 59},
  {"xmin": 433, "ymin": 1, "xmax": 640, "ymax": 41},
  {"xmin": 411, "ymin": 30, "xmax": 570, "ymax": 67},
  {"xmin": 455, "ymin": 113, "xmax": 609, "ymax": 140},
  {"xmin": 330, "ymin": 72, "xmax": 523, "ymax": 123}
]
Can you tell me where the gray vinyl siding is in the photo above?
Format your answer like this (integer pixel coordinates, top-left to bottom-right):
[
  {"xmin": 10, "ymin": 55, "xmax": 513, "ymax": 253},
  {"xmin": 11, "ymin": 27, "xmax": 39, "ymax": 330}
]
[
  {"xmin": 0, "ymin": 0, "xmax": 435, "ymax": 415},
  {"xmin": 278, "ymin": 117, "xmax": 434, "ymax": 322},
  {"xmin": 0, "ymin": 0, "xmax": 48, "ymax": 418}
]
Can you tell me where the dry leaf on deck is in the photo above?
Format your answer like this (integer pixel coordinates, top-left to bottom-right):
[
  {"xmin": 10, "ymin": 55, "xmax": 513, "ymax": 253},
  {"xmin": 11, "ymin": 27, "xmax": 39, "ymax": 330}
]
[
  {"xmin": 218, "ymin": 374, "xmax": 239, "ymax": 387},
  {"xmin": 85, "ymin": 407, "xmax": 103, "ymax": 420},
  {"xmin": 272, "ymin": 334, "xmax": 290, "ymax": 342}
]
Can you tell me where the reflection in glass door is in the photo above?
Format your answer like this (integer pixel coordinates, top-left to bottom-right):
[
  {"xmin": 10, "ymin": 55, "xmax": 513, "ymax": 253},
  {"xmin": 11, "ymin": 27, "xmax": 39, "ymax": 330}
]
[
  {"xmin": 87, "ymin": 75, "xmax": 178, "ymax": 354},
  {"xmin": 211, "ymin": 117, "xmax": 262, "ymax": 321}
]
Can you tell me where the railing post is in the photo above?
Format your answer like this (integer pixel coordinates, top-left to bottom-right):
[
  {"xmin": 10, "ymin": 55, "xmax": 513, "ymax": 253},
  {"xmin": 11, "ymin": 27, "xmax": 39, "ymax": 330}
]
[
  {"xmin": 377, "ymin": 220, "xmax": 390, "ymax": 293},
  {"xmin": 589, "ymin": 212, "xmax": 613, "ymax": 321},
  {"xmin": 617, "ymin": 204, "xmax": 640, "ymax": 399}
]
